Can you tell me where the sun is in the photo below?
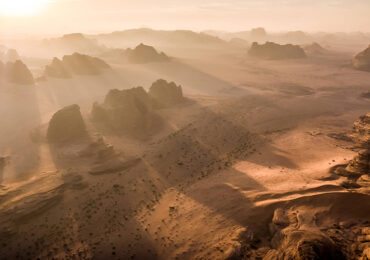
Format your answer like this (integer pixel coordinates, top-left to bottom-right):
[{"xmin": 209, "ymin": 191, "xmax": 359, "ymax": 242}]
[{"xmin": 0, "ymin": 0, "xmax": 51, "ymax": 17}]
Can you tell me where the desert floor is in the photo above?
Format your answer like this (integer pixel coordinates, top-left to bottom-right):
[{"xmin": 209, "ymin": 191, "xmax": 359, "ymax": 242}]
[{"xmin": 0, "ymin": 45, "xmax": 369, "ymax": 259}]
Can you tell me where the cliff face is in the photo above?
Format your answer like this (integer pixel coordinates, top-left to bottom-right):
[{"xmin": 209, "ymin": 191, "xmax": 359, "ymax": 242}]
[
  {"xmin": 47, "ymin": 104, "xmax": 88, "ymax": 144},
  {"xmin": 353, "ymin": 45, "xmax": 370, "ymax": 71},
  {"xmin": 248, "ymin": 42, "xmax": 306, "ymax": 59},
  {"xmin": 149, "ymin": 79, "xmax": 184, "ymax": 107},
  {"xmin": 0, "ymin": 60, "xmax": 34, "ymax": 85},
  {"xmin": 44, "ymin": 53, "xmax": 110, "ymax": 78},
  {"xmin": 125, "ymin": 43, "xmax": 170, "ymax": 64}
]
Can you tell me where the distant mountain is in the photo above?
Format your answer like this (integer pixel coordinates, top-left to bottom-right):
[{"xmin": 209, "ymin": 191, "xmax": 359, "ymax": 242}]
[
  {"xmin": 248, "ymin": 42, "xmax": 306, "ymax": 60},
  {"xmin": 99, "ymin": 43, "xmax": 170, "ymax": 64},
  {"xmin": 93, "ymin": 28, "xmax": 227, "ymax": 49},
  {"xmin": 43, "ymin": 33, "xmax": 106, "ymax": 55}
]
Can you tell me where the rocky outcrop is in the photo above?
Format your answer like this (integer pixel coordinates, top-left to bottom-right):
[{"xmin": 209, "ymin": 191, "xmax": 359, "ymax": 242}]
[
  {"xmin": 346, "ymin": 149, "xmax": 369, "ymax": 175},
  {"xmin": 361, "ymin": 91, "xmax": 370, "ymax": 99},
  {"xmin": 345, "ymin": 113, "xmax": 370, "ymax": 177},
  {"xmin": 43, "ymin": 53, "xmax": 110, "ymax": 78},
  {"xmin": 0, "ymin": 48, "xmax": 20, "ymax": 62},
  {"xmin": 47, "ymin": 104, "xmax": 87, "ymax": 144},
  {"xmin": 44, "ymin": 57, "xmax": 71, "ymax": 78},
  {"xmin": 0, "ymin": 60, "xmax": 34, "ymax": 85},
  {"xmin": 303, "ymin": 42, "xmax": 327, "ymax": 55},
  {"xmin": 248, "ymin": 42, "xmax": 306, "ymax": 60},
  {"xmin": 353, "ymin": 45, "xmax": 370, "ymax": 71},
  {"xmin": 91, "ymin": 87, "xmax": 161, "ymax": 136},
  {"xmin": 332, "ymin": 113, "xmax": 369, "ymax": 185},
  {"xmin": 352, "ymin": 113, "xmax": 370, "ymax": 146},
  {"xmin": 250, "ymin": 27, "xmax": 267, "ymax": 39},
  {"xmin": 125, "ymin": 43, "xmax": 170, "ymax": 63},
  {"xmin": 0, "ymin": 156, "xmax": 9, "ymax": 183},
  {"xmin": 149, "ymin": 79, "xmax": 184, "ymax": 107}
]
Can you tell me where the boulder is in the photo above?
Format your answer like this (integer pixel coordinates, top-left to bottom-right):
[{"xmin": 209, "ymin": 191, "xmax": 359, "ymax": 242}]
[
  {"xmin": 125, "ymin": 43, "xmax": 170, "ymax": 63},
  {"xmin": 44, "ymin": 52, "xmax": 110, "ymax": 78},
  {"xmin": 47, "ymin": 104, "xmax": 87, "ymax": 144},
  {"xmin": 149, "ymin": 79, "xmax": 184, "ymax": 107},
  {"xmin": 248, "ymin": 42, "xmax": 306, "ymax": 60},
  {"xmin": 353, "ymin": 45, "xmax": 370, "ymax": 71}
]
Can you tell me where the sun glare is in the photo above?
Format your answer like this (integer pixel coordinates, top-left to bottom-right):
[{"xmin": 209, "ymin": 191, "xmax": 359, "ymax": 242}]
[{"xmin": 0, "ymin": 0, "xmax": 51, "ymax": 17}]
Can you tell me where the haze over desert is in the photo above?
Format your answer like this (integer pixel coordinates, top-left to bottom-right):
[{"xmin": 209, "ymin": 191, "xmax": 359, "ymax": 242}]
[{"xmin": 0, "ymin": 0, "xmax": 369, "ymax": 259}]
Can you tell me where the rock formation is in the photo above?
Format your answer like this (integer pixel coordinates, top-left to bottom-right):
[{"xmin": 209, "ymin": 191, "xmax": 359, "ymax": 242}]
[
  {"xmin": 43, "ymin": 53, "xmax": 110, "ymax": 78},
  {"xmin": 345, "ymin": 113, "xmax": 370, "ymax": 176},
  {"xmin": 361, "ymin": 91, "xmax": 370, "ymax": 99},
  {"xmin": 248, "ymin": 42, "xmax": 306, "ymax": 60},
  {"xmin": 0, "ymin": 48, "xmax": 20, "ymax": 63},
  {"xmin": 351, "ymin": 112, "xmax": 370, "ymax": 147},
  {"xmin": 303, "ymin": 42, "xmax": 327, "ymax": 55},
  {"xmin": 0, "ymin": 156, "xmax": 9, "ymax": 183},
  {"xmin": 149, "ymin": 79, "xmax": 184, "ymax": 107},
  {"xmin": 353, "ymin": 45, "xmax": 370, "ymax": 71},
  {"xmin": 346, "ymin": 149, "xmax": 369, "ymax": 175},
  {"xmin": 0, "ymin": 60, "xmax": 34, "ymax": 85},
  {"xmin": 47, "ymin": 104, "xmax": 88, "ymax": 144},
  {"xmin": 44, "ymin": 58, "xmax": 72, "ymax": 78},
  {"xmin": 125, "ymin": 43, "xmax": 170, "ymax": 63},
  {"xmin": 92, "ymin": 87, "xmax": 161, "ymax": 136},
  {"xmin": 250, "ymin": 27, "xmax": 267, "ymax": 39},
  {"xmin": 332, "ymin": 113, "xmax": 369, "ymax": 185}
]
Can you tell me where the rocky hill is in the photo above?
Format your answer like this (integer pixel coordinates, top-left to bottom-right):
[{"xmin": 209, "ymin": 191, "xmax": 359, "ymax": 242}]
[
  {"xmin": 47, "ymin": 104, "xmax": 88, "ymax": 144},
  {"xmin": 248, "ymin": 42, "xmax": 306, "ymax": 59},
  {"xmin": 0, "ymin": 48, "xmax": 20, "ymax": 63},
  {"xmin": 43, "ymin": 52, "xmax": 110, "ymax": 78},
  {"xmin": 92, "ymin": 87, "xmax": 161, "ymax": 136},
  {"xmin": 353, "ymin": 45, "xmax": 370, "ymax": 71},
  {"xmin": 125, "ymin": 43, "xmax": 170, "ymax": 63},
  {"xmin": 0, "ymin": 60, "xmax": 34, "ymax": 85},
  {"xmin": 149, "ymin": 79, "xmax": 184, "ymax": 107},
  {"xmin": 303, "ymin": 42, "xmax": 328, "ymax": 55}
]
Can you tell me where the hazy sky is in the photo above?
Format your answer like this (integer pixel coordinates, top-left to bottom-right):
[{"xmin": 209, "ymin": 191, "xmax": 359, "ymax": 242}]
[{"xmin": 1, "ymin": 0, "xmax": 370, "ymax": 37}]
